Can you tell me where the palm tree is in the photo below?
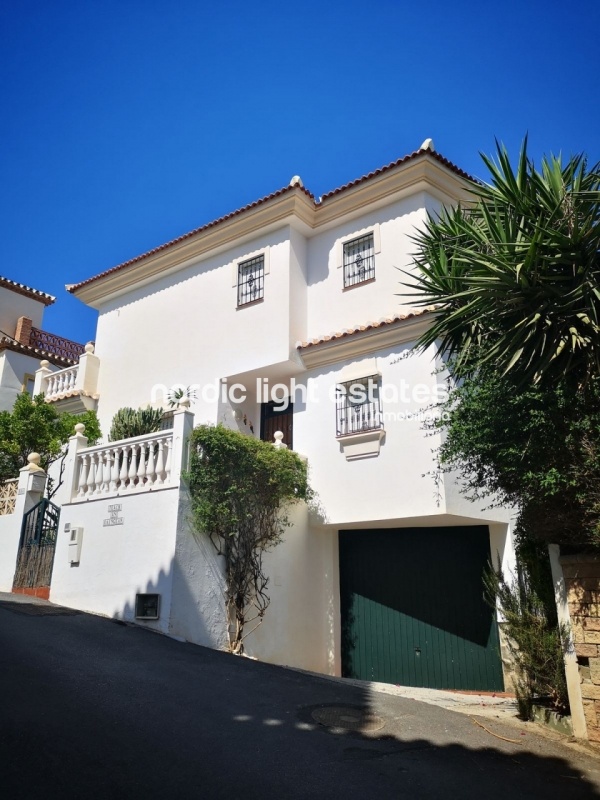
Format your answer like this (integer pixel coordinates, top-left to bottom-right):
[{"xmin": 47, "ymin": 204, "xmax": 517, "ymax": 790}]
[{"xmin": 407, "ymin": 140, "xmax": 600, "ymax": 386}]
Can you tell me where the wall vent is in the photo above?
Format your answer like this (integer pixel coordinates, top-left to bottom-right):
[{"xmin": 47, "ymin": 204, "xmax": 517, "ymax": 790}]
[{"xmin": 135, "ymin": 593, "xmax": 160, "ymax": 620}]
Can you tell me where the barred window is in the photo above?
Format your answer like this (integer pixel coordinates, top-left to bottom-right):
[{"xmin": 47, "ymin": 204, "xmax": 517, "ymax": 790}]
[
  {"xmin": 238, "ymin": 255, "xmax": 264, "ymax": 306},
  {"xmin": 336, "ymin": 376, "xmax": 383, "ymax": 436},
  {"xmin": 343, "ymin": 233, "xmax": 375, "ymax": 288}
]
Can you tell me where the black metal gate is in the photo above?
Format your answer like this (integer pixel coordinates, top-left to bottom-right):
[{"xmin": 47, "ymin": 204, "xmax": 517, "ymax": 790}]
[{"xmin": 13, "ymin": 499, "xmax": 60, "ymax": 591}]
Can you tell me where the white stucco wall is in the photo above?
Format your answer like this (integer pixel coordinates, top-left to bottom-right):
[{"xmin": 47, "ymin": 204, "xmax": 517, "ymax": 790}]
[
  {"xmin": 306, "ymin": 193, "xmax": 430, "ymax": 338},
  {"xmin": 243, "ymin": 506, "xmax": 339, "ymax": 675},
  {"xmin": 92, "ymin": 228, "xmax": 298, "ymax": 434},
  {"xmin": 0, "ymin": 511, "xmax": 21, "ymax": 591},
  {"xmin": 0, "ymin": 350, "xmax": 41, "ymax": 411},
  {"xmin": 50, "ymin": 488, "xmax": 181, "ymax": 632},
  {"xmin": 292, "ymin": 341, "xmax": 447, "ymax": 526},
  {"xmin": 167, "ymin": 491, "xmax": 228, "ymax": 650},
  {"xmin": 0, "ymin": 285, "xmax": 46, "ymax": 336}
]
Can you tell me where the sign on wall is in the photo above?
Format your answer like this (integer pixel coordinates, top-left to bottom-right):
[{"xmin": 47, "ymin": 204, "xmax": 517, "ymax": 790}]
[{"xmin": 103, "ymin": 503, "xmax": 124, "ymax": 527}]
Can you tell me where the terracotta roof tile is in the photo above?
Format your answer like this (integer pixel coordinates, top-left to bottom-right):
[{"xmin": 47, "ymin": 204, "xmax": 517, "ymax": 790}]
[
  {"xmin": 0, "ymin": 276, "xmax": 55, "ymax": 305},
  {"xmin": 297, "ymin": 308, "xmax": 434, "ymax": 350}
]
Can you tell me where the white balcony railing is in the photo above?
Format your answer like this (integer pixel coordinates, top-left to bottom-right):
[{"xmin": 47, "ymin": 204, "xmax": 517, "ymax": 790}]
[
  {"xmin": 45, "ymin": 365, "xmax": 79, "ymax": 400},
  {"xmin": 74, "ymin": 431, "xmax": 174, "ymax": 499},
  {"xmin": 34, "ymin": 343, "xmax": 100, "ymax": 410}
]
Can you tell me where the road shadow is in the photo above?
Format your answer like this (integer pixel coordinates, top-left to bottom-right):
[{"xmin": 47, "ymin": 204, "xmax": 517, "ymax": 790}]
[{"xmin": 0, "ymin": 604, "xmax": 598, "ymax": 799}]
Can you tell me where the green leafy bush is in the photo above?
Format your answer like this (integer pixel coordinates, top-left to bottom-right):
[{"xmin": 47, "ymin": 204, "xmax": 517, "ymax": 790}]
[
  {"xmin": 485, "ymin": 563, "xmax": 568, "ymax": 717},
  {"xmin": 187, "ymin": 424, "xmax": 311, "ymax": 653},
  {"xmin": 0, "ymin": 392, "xmax": 101, "ymax": 482}
]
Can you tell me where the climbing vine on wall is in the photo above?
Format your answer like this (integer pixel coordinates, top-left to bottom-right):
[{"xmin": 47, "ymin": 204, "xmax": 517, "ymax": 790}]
[{"xmin": 187, "ymin": 424, "xmax": 311, "ymax": 654}]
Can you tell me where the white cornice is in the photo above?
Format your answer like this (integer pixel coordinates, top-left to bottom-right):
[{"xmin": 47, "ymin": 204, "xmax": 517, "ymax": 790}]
[{"xmin": 298, "ymin": 315, "xmax": 433, "ymax": 369}]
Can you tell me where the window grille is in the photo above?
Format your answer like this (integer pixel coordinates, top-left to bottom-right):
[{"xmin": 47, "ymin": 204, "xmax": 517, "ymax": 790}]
[
  {"xmin": 238, "ymin": 255, "xmax": 265, "ymax": 306},
  {"xmin": 343, "ymin": 233, "xmax": 375, "ymax": 288},
  {"xmin": 336, "ymin": 376, "xmax": 383, "ymax": 436}
]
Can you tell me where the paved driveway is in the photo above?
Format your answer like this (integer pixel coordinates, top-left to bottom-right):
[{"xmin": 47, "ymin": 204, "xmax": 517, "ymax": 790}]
[{"xmin": 0, "ymin": 594, "xmax": 598, "ymax": 799}]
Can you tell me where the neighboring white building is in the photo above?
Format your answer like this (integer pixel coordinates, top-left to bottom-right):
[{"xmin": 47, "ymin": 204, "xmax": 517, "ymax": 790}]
[
  {"xmin": 0, "ymin": 275, "xmax": 86, "ymax": 411},
  {"xmin": 25, "ymin": 142, "xmax": 517, "ymax": 691}
]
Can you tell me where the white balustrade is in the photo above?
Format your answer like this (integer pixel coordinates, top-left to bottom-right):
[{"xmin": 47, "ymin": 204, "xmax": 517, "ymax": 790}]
[
  {"xmin": 73, "ymin": 431, "xmax": 174, "ymax": 499},
  {"xmin": 44, "ymin": 365, "xmax": 79, "ymax": 400}
]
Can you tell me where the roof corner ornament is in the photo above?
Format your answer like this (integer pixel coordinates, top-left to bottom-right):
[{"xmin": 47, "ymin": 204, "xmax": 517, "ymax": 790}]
[
  {"xmin": 419, "ymin": 138, "xmax": 435, "ymax": 152},
  {"xmin": 289, "ymin": 175, "xmax": 304, "ymax": 188}
]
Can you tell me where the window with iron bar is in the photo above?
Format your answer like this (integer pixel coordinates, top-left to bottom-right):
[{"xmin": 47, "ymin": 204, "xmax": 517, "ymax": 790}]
[
  {"xmin": 238, "ymin": 255, "xmax": 265, "ymax": 306},
  {"xmin": 343, "ymin": 233, "xmax": 375, "ymax": 288},
  {"xmin": 336, "ymin": 376, "xmax": 383, "ymax": 436}
]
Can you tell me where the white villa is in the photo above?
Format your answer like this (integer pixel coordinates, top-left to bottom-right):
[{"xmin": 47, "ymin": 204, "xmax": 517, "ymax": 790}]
[{"xmin": 1, "ymin": 142, "xmax": 517, "ymax": 692}]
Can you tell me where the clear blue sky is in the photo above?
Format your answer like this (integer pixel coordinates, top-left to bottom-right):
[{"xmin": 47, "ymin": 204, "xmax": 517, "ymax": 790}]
[{"xmin": 1, "ymin": 0, "xmax": 598, "ymax": 343}]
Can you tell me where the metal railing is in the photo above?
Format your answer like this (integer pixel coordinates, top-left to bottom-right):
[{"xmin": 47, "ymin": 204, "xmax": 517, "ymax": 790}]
[
  {"xmin": 343, "ymin": 233, "xmax": 375, "ymax": 288},
  {"xmin": 336, "ymin": 377, "xmax": 383, "ymax": 436},
  {"xmin": 30, "ymin": 328, "xmax": 85, "ymax": 361}
]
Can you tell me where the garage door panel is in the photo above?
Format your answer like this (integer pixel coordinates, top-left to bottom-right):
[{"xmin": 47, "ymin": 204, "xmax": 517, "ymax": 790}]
[{"xmin": 339, "ymin": 527, "xmax": 504, "ymax": 691}]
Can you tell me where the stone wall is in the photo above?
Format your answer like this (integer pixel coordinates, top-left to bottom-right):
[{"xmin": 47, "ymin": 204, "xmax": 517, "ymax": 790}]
[{"xmin": 561, "ymin": 553, "xmax": 600, "ymax": 743}]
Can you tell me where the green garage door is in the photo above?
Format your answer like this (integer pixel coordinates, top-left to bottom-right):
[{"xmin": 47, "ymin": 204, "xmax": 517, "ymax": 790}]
[{"xmin": 339, "ymin": 526, "xmax": 504, "ymax": 691}]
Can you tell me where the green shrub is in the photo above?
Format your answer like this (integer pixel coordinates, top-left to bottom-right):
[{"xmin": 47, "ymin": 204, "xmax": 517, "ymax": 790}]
[
  {"xmin": 187, "ymin": 424, "xmax": 311, "ymax": 653},
  {"xmin": 485, "ymin": 564, "xmax": 568, "ymax": 717},
  {"xmin": 108, "ymin": 406, "xmax": 164, "ymax": 442}
]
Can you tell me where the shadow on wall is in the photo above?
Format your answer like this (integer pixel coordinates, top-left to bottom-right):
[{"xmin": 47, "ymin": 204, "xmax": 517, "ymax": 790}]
[
  {"xmin": 114, "ymin": 509, "xmax": 229, "ymax": 652},
  {"xmin": 117, "ymin": 552, "xmax": 218, "ymax": 650}
]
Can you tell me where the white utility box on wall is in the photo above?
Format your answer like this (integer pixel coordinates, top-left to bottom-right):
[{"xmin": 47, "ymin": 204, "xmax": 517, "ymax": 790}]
[{"xmin": 67, "ymin": 524, "xmax": 83, "ymax": 564}]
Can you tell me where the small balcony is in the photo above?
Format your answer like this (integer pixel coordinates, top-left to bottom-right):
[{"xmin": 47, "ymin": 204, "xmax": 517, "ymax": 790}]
[{"xmin": 34, "ymin": 343, "xmax": 100, "ymax": 413}]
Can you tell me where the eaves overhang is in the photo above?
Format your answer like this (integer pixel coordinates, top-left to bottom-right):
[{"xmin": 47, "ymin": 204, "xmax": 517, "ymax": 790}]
[
  {"xmin": 0, "ymin": 276, "xmax": 55, "ymax": 305},
  {"xmin": 0, "ymin": 337, "xmax": 77, "ymax": 367},
  {"xmin": 297, "ymin": 309, "xmax": 435, "ymax": 370}
]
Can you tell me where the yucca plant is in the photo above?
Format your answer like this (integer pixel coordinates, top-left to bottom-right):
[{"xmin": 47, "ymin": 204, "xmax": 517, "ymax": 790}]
[{"xmin": 407, "ymin": 139, "xmax": 600, "ymax": 386}]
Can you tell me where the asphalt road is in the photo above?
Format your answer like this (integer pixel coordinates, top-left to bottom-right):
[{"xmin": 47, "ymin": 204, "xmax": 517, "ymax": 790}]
[{"xmin": 1, "ymin": 596, "xmax": 599, "ymax": 799}]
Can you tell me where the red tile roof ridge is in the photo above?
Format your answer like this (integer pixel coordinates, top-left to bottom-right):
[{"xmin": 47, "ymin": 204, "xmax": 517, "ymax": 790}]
[
  {"xmin": 68, "ymin": 183, "xmax": 315, "ymax": 293},
  {"xmin": 297, "ymin": 307, "xmax": 434, "ymax": 349},
  {"xmin": 318, "ymin": 149, "xmax": 474, "ymax": 202},
  {"xmin": 0, "ymin": 275, "xmax": 55, "ymax": 305}
]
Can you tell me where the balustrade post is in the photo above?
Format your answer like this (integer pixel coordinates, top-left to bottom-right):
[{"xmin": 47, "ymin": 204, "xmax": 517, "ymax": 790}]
[
  {"xmin": 75, "ymin": 342, "xmax": 100, "ymax": 396},
  {"xmin": 155, "ymin": 440, "xmax": 165, "ymax": 485},
  {"xmin": 14, "ymin": 454, "xmax": 47, "ymax": 519},
  {"xmin": 129, "ymin": 444, "xmax": 139, "ymax": 489},
  {"xmin": 53, "ymin": 423, "xmax": 88, "ymax": 505},
  {"xmin": 169, "ymin": 405, "xmax": 194, "ymax": 485},
  {"xmin": 33, "ymin": 360, "xmax": 54, "ymax": 398}
]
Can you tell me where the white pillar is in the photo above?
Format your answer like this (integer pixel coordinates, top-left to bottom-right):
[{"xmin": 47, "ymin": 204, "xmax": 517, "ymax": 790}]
[
  {"xmin": 0, "ymin": 455, "xmax": 48, "ymax": 592},
  {"xmin": 548, "ymin": 544, "xmax": 588, "ymax": 739},
  {"xmin": 75, "ymin": 343, "xmax": 100, "ymax": 396},
  {"xmin": 33, "ymin": 360, "xmax": 54, "ymax": 397},
  {"xmin": 169, "ymin": 404, "xmax": 195, "ymax": 485},
  {"xmin": 53, "ymin": 423, "xmax": 89, "ymax": 506},
  {"xmin": 13, "ymin": 453, "xmax": 47, "ymax": 519}
]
